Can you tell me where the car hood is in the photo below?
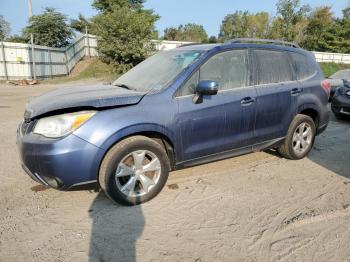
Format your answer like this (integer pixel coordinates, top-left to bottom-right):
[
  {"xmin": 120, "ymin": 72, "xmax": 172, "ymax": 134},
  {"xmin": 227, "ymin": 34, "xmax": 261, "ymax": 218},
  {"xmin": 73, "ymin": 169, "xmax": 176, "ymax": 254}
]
[{"xmin": 24, "ymin": 84, "xmax": 147, "ymax": 120}]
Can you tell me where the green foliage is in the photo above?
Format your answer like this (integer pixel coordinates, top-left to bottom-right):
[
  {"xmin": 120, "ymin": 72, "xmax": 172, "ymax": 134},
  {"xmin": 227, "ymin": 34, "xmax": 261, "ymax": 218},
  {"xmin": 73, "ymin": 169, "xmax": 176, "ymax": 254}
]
[
  {"xmin": 208, "ymin": 36, "xmax": 218, "ymax": 43},
  {"xmin": 5, "ymin": 35, "xmax": 27, "ymax": 43},
  {"xmin": 23, "ymin": 8, "xmax": 73, "ymax": 48},
  {"xmin": 93, "ymin": 0, "xmax": 145, "ymax": 11},
  {"xmin": 319, "ymin": 62, "xmax": 350, "ymax": 77},
  {"xmin": 71, "ymin": 14, "xmax": 92, "ymax": 34},
  {"xmin": 164, "ymin": 23, "xmax": 208, "ymax": 43},
  {"xmin": 275, "ymin": 0, "xmax": 310, "ymax": 41},
  {"xmin": 92, "ymin": 1, "xmax": 159, "ymax": 72},
  {"xmin": 219, "ymin": 11, "xmax": 270, "ymax": 41},
  {"xmin": 300, "ymin": 7, "xmax": 334, "ymax": 51},
  {"xmin": 0, "ymin": 15, "xmax": 10, "ymax": 41}
]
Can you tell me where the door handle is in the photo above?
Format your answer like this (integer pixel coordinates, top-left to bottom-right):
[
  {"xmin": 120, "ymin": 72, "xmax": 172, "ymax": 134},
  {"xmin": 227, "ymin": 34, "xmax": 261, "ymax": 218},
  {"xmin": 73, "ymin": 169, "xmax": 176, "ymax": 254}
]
[
  {"xmin": 291, "ymin": 88, "xmax": 302, "ymax": 96},
  {"xmin": 241, "ymin": 97, "xmax": 255, "ymax": 106}
]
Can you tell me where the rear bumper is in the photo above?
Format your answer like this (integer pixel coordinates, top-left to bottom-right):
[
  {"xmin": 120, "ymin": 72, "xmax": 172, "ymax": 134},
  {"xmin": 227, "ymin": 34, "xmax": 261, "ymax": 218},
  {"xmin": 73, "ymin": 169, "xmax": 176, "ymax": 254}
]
[{"xmin": 17, "ymin": 125, "xmax": 105, "ymax": 190}]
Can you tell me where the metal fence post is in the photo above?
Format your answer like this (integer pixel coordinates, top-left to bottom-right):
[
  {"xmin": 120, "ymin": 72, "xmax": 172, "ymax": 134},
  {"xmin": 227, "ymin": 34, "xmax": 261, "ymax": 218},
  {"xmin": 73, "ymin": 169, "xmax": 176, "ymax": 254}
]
[
  {"xmin": 1, "ymin": 42, "xmax": 8, "ymax": 80},
  {"xmin": 64, "ymin": 49, "xmax": 70, "ymax": 76},
  {"xmin": 85, "ymin": 26, "xmax": 91, "ymax": 58},
  {"xmin": 48, "ymin": 49, "xmax": 53, "ymax": 79},
  {"xmin": 30, "ymin": 34, "xmax": 36, "ymax": 80}
]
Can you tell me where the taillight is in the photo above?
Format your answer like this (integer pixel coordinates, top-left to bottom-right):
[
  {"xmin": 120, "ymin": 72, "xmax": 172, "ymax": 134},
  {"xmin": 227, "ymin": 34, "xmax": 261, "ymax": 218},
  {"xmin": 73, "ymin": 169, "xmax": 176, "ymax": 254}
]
[{"xmin": 321, "ymin": 79, "xmax": 331, "ymax": 97}]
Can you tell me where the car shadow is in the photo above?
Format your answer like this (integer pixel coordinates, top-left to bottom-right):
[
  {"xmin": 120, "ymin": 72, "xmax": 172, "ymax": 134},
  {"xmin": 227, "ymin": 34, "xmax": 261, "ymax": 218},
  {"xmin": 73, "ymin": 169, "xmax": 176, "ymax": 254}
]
[
  {"xmin": 265, "ymin": 114, "xmax": 350, "ymax": 180},
  {"xmin": 308, "ymin": 115, "xmax": 350, "ymax": 179},
  {"xmin": 88, "ymin": 192, "xmax": 144, "ymax": 262}
]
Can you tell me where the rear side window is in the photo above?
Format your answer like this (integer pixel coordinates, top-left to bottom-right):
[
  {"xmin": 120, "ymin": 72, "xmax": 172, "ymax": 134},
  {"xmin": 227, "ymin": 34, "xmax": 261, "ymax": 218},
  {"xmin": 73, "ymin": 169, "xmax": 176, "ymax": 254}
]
[
  {"xmin": 289, "ymin": 52, "xmax": 315, "ymax": 80},
  {"xmin": 253, "ymin": 50, "xmax": 293, "ymax": 85}
]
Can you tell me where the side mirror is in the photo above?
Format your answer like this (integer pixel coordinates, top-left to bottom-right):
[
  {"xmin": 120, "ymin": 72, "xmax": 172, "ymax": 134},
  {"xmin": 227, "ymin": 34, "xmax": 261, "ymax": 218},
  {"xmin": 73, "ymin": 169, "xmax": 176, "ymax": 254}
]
[
  {"xmin": 196, "ymin": 80, "xmax": 219, "ymax": 96},
  {"xmin": 193, "ymin": 80, "xmax": 219, "ymax": 104}
]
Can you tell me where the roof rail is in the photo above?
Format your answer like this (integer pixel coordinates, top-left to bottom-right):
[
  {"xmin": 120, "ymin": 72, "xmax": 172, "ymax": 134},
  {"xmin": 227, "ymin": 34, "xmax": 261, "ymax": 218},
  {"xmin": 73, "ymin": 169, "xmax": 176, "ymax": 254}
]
[{"xmin": 225, "ymin": 38, "xmax": 300, "ymax": 48}]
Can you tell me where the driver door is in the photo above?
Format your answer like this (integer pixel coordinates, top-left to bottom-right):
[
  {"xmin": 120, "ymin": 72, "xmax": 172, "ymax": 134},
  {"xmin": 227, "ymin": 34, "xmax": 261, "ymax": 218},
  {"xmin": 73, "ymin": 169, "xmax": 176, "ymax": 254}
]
[{"xmin": 175, "ymin": 49, "xmax": 257, "ymax": 162}]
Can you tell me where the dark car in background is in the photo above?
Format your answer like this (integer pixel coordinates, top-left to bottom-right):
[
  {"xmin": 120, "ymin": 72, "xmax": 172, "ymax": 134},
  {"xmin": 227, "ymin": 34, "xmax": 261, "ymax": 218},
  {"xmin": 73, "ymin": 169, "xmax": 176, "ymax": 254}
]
[
  {"xmin": 17, "ymin": 39, "xmax": 330, "ymax": 206},
  {"xmin": 331, "ymin": 80, "xmax": 350, "ymax": 119},
  {"xmin": 328, "ymin": 69, "xmax": 350, "ymax": 100}
]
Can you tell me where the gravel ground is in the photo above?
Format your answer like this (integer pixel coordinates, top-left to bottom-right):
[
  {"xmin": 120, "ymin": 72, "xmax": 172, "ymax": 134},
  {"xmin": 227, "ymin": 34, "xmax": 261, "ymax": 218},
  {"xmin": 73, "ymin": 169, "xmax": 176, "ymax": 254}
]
[{"xmin": 0, "ymin": 82, "xmax": 350, "ymax": 262}]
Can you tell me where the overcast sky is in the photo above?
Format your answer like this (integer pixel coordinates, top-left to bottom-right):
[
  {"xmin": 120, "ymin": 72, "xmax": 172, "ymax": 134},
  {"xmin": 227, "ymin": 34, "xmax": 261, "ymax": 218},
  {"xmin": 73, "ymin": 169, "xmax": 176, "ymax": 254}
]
[{"xmin": 1, "ymin": 0, "xmax": 348, "ymax": 37}]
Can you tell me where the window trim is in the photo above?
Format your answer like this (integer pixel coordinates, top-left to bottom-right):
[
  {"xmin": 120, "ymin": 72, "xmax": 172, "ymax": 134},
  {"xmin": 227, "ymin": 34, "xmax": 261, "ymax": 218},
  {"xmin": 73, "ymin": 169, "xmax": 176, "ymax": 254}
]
[
  {"xmin": 174, "ymin": 48, "xmax": 252, "ymax": 99},
  {"xmin": 286, "ymin": 51, "xmax": 317, "ymax": 82}
]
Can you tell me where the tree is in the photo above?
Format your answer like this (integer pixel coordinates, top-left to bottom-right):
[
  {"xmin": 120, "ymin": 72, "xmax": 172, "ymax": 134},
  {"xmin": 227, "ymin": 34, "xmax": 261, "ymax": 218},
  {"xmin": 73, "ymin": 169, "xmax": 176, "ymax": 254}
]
[
  {"xmin": 300, "ymin": 7, "xmax": 334, "ymax": 51},
  {"xmin": 219, "ymin": 11, "xmax": 249, "ymax": 41},
  {"xmin": 0, "ymin": 15, "xmax": 10, "ymax": 41},
  {"xmin": 163, "ymin": 27, "xmax": 178, "ymax": 41},
  {"xmin": 23, "ymin": 8, "xmax": 73, "ymax": 48},
  {"xmin": 164, "ymin": 24, "xmax": 208, "ymax": 42},
  {"xmin": 6, "ymin": 35, "xmax": 27, "ymax": 43},
  {"xmin": 208, "ymin": 36, "xmax": 218, "ymax": 43},
  {"xmin": 92, "ymin": 0, "xmax": 159, "ymax": 71},
  {"xmin": 275, "ymin": 0, "xmax": 310, "ymax": 41},
  {"xmin": 71, "ymin": 14, "xmax": 92, "ymax": 34},
  {"xmin": 93, "ymin": 0, "xmax": 145, "ymax": 11},
  {"xmin": 219, "ymin": 11, "xmax": 270, "ymax": 41}
]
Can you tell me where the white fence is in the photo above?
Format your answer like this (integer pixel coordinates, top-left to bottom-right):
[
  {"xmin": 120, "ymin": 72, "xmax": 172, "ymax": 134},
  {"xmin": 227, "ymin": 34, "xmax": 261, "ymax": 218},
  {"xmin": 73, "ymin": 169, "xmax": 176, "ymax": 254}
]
[
  {"xmin": 152, "ymin": 40, "xmax": 196, "ymax": 51},
  {"xmin": 0, "ymin": 34, "xmax": 98, "ymax": 80},
  {"xmin": 313, "ymin": 51, "xmax": 350, "ymax": 64}
]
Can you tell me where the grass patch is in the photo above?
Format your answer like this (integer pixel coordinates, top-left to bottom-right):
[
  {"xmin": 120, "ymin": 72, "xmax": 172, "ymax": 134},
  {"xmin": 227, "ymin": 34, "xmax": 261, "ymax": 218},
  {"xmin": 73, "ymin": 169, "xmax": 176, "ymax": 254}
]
[
  {"xmin": 43, "ymin": 59, "xmax": 119, "ymax": 85},
  {"xmin": 319, "ymin": 62, "xmax": 350, "ymax": 78}
]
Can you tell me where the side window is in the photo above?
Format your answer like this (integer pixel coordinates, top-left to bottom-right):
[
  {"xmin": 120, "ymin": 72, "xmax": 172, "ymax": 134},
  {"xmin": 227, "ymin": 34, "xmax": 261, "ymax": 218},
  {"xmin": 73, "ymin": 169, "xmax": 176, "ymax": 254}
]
[
  {"xmin": 177, "ymin": 71, "xmax": 199, "ymax": 97},
  {"xmin": 289, "ymin": 52, "xmax": 314, "ymax": 80},
  {"xmin": 200, "ymin": 50, "xmax": 249, "ymax": 91},
  {"xmin": 253, "ymin": 50, "xmax": 293, "ymax": 85},
  {"xmin": 177, "ymin": 50, "xmax": 249, "ymax": 96}
]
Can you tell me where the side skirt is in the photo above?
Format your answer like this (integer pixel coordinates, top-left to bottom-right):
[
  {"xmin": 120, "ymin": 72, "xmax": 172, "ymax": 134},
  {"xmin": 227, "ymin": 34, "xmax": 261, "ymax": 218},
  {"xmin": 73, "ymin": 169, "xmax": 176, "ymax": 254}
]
[{"xmin": 174, "ymin": 137, "xmax": 285, "ymax": 170}]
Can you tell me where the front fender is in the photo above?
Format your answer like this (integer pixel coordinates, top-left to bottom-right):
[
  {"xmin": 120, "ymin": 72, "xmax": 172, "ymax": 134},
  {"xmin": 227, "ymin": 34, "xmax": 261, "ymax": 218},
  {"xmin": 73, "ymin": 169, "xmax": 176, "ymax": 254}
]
[{"xmin": 98, "ymin": 123, "xmax": 177, "ymax": 151}]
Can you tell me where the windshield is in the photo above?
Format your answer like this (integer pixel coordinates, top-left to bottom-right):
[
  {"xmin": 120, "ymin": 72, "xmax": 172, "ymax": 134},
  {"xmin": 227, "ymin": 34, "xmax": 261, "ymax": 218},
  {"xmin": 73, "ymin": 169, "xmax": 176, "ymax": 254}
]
[
  {"xmin": 113, "ymin": 50, "xmax": 202, "ymax": 91},
  {"xmin": 330, "ymin": 70, "xmax": 350, "ymax": 80}
]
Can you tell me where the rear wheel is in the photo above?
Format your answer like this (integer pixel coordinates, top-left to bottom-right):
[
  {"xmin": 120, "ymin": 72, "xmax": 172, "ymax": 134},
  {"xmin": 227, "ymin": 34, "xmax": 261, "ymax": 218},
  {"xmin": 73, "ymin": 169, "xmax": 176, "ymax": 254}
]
[
  {"xmin": 278, "ymin": 114, "xmax": 316, "ymax": 160},
  {"xmin": 99, "ymin": 136, "xmax": 170, "ymax": 206}
]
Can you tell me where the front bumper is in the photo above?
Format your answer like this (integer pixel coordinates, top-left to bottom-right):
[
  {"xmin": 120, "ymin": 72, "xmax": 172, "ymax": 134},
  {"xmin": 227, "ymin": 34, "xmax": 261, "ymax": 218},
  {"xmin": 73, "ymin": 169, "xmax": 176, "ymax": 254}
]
[
  {"xmin": 17, "ymin": 122, "xmax": 105, "ymax": 190},
  {"xmin": 331, "ymin": 94, "xmax": 350, "ymax": 115}
]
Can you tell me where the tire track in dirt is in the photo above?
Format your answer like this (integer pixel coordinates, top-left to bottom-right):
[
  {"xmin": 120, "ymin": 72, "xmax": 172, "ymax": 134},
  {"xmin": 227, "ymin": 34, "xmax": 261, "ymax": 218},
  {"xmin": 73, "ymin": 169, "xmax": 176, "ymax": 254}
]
[{"xmin": 257, "ymin": 180, "xmax": 342, "ymax": 262}]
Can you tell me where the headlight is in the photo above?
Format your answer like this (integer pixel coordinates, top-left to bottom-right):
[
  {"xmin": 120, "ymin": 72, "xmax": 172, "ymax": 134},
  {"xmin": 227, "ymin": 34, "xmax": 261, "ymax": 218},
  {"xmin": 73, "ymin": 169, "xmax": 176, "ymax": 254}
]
[{"xmin": 33, "ymin": 111, "xmax": 96, "ymax": 138}]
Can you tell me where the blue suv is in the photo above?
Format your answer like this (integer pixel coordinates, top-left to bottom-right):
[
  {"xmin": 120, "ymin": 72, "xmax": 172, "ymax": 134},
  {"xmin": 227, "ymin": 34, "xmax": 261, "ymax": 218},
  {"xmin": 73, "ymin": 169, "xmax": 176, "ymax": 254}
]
[{"xmin": 17, "ymin": 39, "xmax": 330, "ymax": 205}]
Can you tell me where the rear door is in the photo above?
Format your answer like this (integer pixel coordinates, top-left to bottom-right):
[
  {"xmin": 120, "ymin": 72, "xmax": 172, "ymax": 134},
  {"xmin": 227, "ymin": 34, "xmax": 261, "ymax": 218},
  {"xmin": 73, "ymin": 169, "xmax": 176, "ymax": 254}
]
[
  {"xmin": 252, "ymin": 49, "xmax": 300, "ymax": 145},
  {"xmin": 176, "ymin": 49, "xmax": 257, "ymax": 161}
]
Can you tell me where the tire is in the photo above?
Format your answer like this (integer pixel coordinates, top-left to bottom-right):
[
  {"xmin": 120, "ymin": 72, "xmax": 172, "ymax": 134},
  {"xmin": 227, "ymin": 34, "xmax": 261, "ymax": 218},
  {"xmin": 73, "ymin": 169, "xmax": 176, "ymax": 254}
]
[
  {"xmin": 278, "ymin": 114, "xmax": 316, "ymax": 160},
  {"xmin": 99, "ymin": 136, "xmax": 170, "ymax": 206}
]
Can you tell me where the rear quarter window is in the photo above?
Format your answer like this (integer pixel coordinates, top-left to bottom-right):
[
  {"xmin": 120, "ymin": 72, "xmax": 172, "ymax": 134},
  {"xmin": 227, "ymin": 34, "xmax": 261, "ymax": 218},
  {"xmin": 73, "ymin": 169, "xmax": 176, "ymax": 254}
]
[
  {"xmin": 253, "ymin": 50, "xmax": 293, "ymax": 85},
  {"xmin": 289, "ymin": 52, "xmax": 315, "ymax": 80}
]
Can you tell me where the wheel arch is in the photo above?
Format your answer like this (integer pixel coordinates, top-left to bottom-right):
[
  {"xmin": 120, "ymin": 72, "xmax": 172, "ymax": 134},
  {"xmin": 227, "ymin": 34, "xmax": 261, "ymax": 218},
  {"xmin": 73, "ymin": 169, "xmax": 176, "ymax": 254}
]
[
  {"xmin": 100, "ymin": 124, "xmax": 177, "ymax": 170},
  {"xmin": 298, "ymin": 105, "xmax": 320, "ymax": 128}
]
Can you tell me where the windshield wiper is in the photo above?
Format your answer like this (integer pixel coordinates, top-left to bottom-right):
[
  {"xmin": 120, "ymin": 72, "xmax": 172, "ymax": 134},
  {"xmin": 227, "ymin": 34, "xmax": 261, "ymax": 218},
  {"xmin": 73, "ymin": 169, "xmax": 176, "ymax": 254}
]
[{"xmin": 115, "ymin": 84, "xmax": 137, "ymax": 91}]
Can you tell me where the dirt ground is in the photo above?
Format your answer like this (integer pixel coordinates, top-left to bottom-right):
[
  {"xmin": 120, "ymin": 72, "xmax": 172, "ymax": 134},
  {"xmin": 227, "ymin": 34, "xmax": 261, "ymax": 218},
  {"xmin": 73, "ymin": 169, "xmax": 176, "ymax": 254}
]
[{"xmin": 0, "ymin": 81, "xmax": 350, "ymax": 262}]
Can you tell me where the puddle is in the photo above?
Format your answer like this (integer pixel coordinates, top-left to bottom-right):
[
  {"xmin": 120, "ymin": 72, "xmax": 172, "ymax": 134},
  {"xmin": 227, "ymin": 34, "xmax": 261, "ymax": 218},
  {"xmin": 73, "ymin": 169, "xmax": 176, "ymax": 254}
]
[
  {"xmin": 31, "ymin": 185, "xmax": 50, "ymax": 192},
  {"xmin": 168, "ymin": 184, "xmax": 179, "ymax": 190}
]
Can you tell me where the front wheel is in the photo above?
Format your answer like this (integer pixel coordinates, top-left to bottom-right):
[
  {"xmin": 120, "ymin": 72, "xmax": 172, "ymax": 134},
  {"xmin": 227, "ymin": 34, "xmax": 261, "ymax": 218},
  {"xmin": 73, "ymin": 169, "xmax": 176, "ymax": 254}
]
[
  {"xmin": 99, "ymin": 136, "xmax": 170, "ymax": 206},
  {"xmin": 278, "ymin": 114, "xmax": 316, "ymax": 160}
]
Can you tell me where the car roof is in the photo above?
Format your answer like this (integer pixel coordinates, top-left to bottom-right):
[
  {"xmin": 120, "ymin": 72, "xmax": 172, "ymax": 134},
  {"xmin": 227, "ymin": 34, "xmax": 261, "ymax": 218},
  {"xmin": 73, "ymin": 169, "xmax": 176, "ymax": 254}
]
[{"xmin": 176, "ymin": 42, "xmax": 306, "ymax": 54}]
